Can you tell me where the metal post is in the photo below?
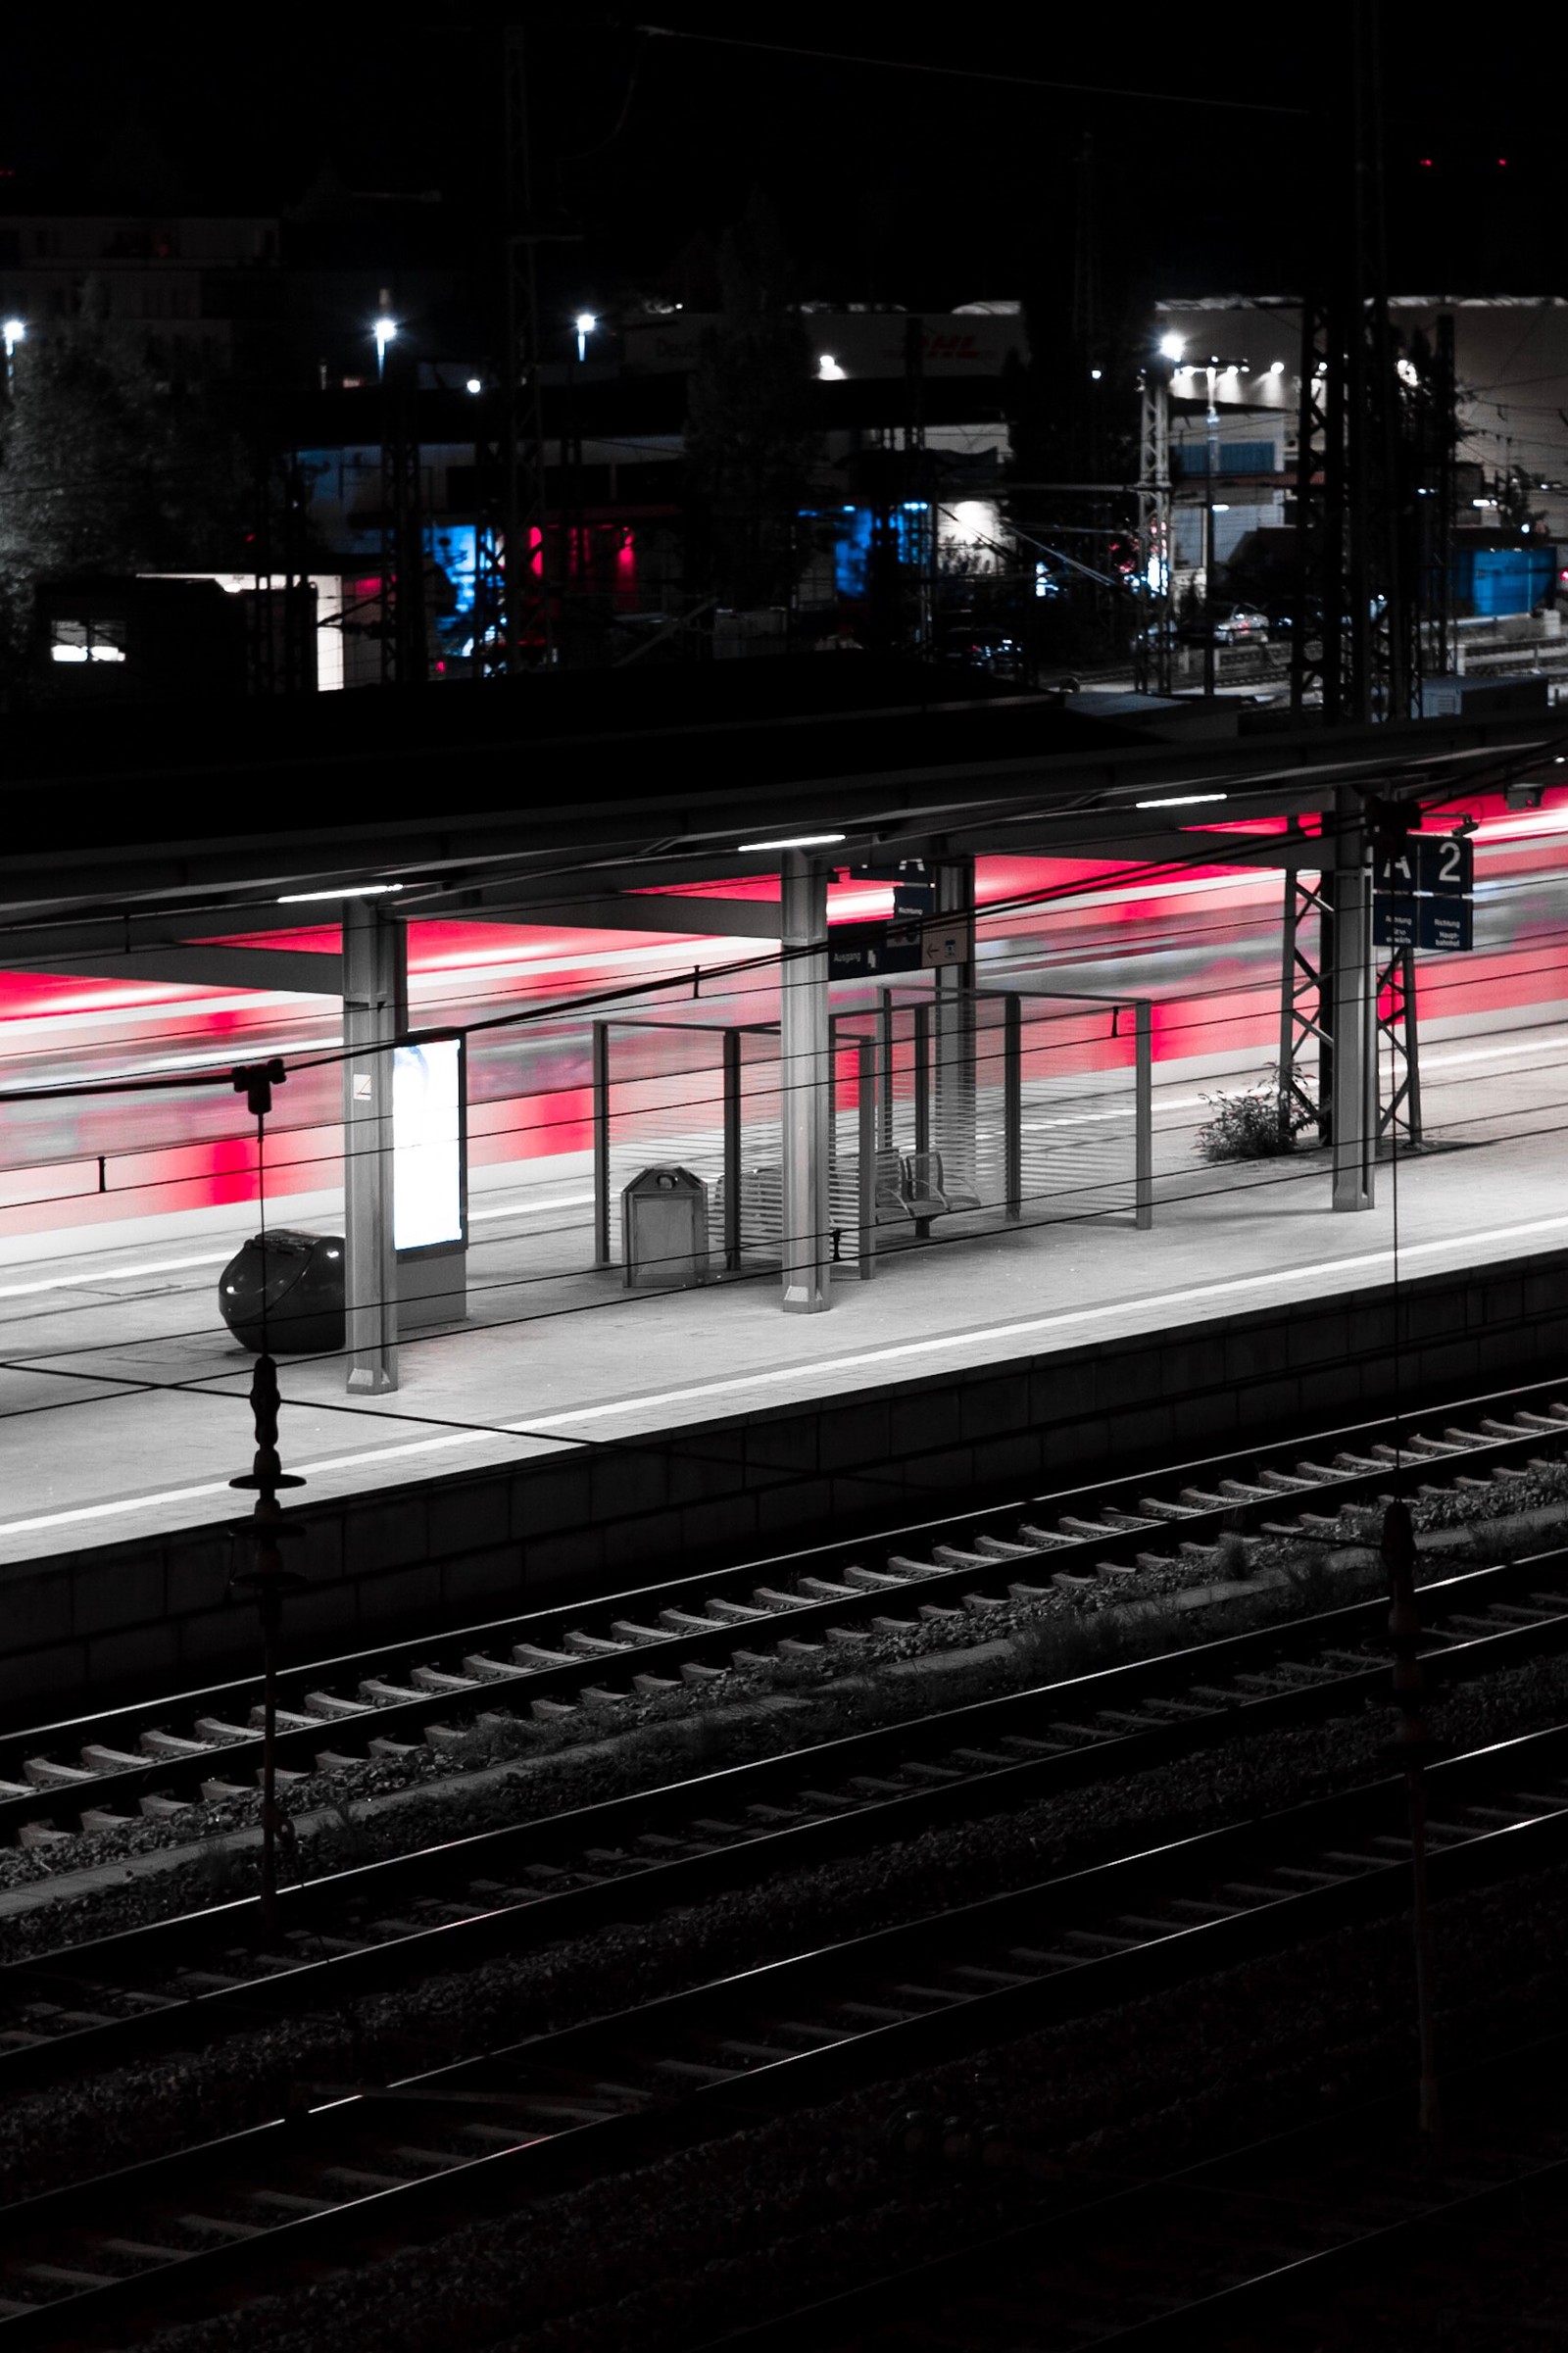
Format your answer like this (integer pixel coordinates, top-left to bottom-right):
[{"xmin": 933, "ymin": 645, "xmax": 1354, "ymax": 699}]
[
  {"xmin": 342, "ymin": 902, "xmax": 402, "ymax": 1392},
  {"xmin": 723, "ymin": 1027, "xmax": 741, "ymax": 1273},
  {"xmin": 1004, "ymin": 994, "xmax": 1022, "ymax": 1221},
  {"xmin": 877, "ymin": 987, "xmax": 895, "ymax": 1151},
  {"xmin": 379, "ymin": 330, "xmax": 426, "ymax": 690},
  {"xmin": 913, "ymin": 1003, "xmax": 930, "ymax": 1155},
  {"xmin": 1278, "ymin": 861, "xmax": 1335, "ymax": 1145},
  {"xmin": 1135, "ymin": 367, "xmax": 1172, "ymax": 696},
  {"xmin": 501, "ymin": 22, "xmax": 555, "ymax": 672},
  {"xmin": 1203, "ymin": 363, "xmax": 1220, "ymax": 699},
  {"xmin": 227, "ymin": 1327, "xmax": 305, "ymax": 1940},
  {"xmin": 858, "ymin": 1039, "xmax": 876, "ymax": 1280},
  {"xmin": 1376, "ymin": 945, "xmax": 1423, "ymax": 1151},
  {"xmin": 1134, "ymin": 999, "xmax": 1153, "ymax": 1229},
  {"xmin": 1330, "ymin": 805, "xmax": 1375, "ymax": 1211},
  {"xmin": 1384, "ymin": 1498, "xmax": 1442, "ymax": 2140},
  {"xmin": 780, "ymin": 851, "xmax": 829, "ymax": 1313},
  {"xmin": 933, "ymin": 858, "xmax": 976, "ymax": 1201},
  {"xmin": 258, "ymin": 1569, "xmax": 282, "ymax": 1928},
  {"xmin": 592, "ymin": 1020, "xmax": 611, "ymax": 1268}
]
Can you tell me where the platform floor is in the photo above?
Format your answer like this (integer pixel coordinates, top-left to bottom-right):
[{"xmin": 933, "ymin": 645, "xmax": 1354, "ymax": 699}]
[{"xmin": 0, "ymin": 1005, "xmax": 1564, "ymax": 1566}]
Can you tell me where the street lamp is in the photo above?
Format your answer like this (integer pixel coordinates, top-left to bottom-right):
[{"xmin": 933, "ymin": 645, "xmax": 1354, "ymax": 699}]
[
  {"xmin": 2, "ymin": 318, "xmax": 24, "ymax": 392},
  {"xmin": 373, "ymin": 292, "xmax": 397, "ymax": 381},
  {"xmin": 1158, "ymin": 330, "xmax": 1184, "ymax": 363},
  {"xmin": 575, "ymin": 309, "xmax": 596, "ymax": 363},
  {"xmin": 1203, "ymin": 358, "xmax": 1222, "ymax": 698}
]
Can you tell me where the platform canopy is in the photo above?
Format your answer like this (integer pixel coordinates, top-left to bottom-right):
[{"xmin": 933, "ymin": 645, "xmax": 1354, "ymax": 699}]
[{"xmin": 0, "ymin": 657, "xmax": 1559, "ymax": 964}]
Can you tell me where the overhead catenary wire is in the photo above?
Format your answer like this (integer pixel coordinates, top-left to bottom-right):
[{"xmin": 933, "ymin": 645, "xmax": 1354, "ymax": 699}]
[
  {"xmin": 1, "ymin": 754, "xmax": 1559, "ymax": 1114},
  {"xmin": 3, "ymin": 1056, "xmax": 1567, "ymax": 1394}
]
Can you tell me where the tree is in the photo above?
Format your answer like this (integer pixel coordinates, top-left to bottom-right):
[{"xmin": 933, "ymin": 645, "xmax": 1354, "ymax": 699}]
[
  {"xmin": 0, "ymin": 295, "xmax": 250, "ymax": 687},
  {"xmin": 684, "ymin": 193, "xmax": 815, "ymax": 613}
]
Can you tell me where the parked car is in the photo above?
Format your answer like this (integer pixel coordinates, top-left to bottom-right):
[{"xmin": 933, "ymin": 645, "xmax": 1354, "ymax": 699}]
[
  {"xmin": 936, "ymin": 623, "xmax": 1027, "ymax": 680},
  {"xmin": 1180, "ymin": 603, "xmax": 1271, "ymax": 647}
]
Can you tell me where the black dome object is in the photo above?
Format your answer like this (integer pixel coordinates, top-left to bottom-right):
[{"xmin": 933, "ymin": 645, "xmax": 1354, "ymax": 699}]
[{"xmin": 218, "ymin": 1229, "xmax": 346, "ymax": 1354}]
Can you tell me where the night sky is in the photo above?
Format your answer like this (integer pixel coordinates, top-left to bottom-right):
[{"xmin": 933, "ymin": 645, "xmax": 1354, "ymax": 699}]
[{"xmin": 0, "ymin": 10, "xmax": 1561, "ymax": 316}]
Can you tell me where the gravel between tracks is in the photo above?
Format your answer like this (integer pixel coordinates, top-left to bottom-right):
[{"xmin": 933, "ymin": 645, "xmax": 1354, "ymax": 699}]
[
  {"xmin": 7, "ymin": 1463, "xmax": 1564, "ymax": 1959},
  {"xmin": 6, "ymin": 1487, "xmax": 1568, "ymax": 2348},
  {"xmin": 6, "ymin": 1629, "xmax": 1568, "ymax": 2205},
  {"xmin": 132, "ymin": 1747, "xmax": 1568, "ymax": 2353}
]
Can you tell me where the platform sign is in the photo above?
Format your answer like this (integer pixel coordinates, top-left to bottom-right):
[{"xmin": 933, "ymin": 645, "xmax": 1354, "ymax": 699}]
[
  {"xmin": 393, "ymin": 1035, "xmax": 466, "ymax": 1254},
  {"xmin": 1373, "ymin": 836, "xmax": 1473, "ymax": 898},
  {"xmin": 1420, "ymin": 898, "xmax": 1473, "ymax": 952},
  {"xmin": 922, "ymin": 916, "xmax": 973, "ymax": 967},
  {"xmin": 1373, "ymin": 895, "xmax": 1474, "ymax": 953},
  {"xmin": 827, "ymin": 918, "xmax": 923, "ymax": 979},
  {"xmin": 827, "ymin": 910, "xmax": 972, "ymax": 978},
  {"xmin": 1372, "ymin": 830, "xmax": 1474, "ymax": 954},
  {"xmin": 849, "ymin": 858, "xmax": 929, "ymax": 883}
]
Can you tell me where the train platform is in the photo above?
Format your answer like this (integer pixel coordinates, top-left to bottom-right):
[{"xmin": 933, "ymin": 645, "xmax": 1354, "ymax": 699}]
[{"xmin": 0, "ymin": 1003, "xmax": 1561, "ymax": 1573}]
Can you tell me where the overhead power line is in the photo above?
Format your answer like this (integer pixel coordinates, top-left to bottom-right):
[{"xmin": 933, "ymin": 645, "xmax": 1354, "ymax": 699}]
[{"xmin": 633, "ymin": 25, "xmax": 1312, "ymax": 118}]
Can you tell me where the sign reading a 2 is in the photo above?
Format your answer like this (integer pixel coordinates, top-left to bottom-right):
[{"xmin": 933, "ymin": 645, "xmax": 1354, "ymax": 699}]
[{"xmin": 1373, "ymin": 835, "xmax": 1473, "ymax": 898}]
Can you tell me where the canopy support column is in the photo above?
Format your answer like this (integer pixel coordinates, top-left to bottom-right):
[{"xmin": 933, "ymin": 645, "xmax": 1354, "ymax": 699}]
[
  {"xmin": 343, "ymin": 901, "xmax": 404, "ymax": 1390},
  {"xmin": 780, "ymin": 850, "xmax": 830, "ymax": 1313},
  {"xmin": 1329, "ymin": 806, "xmax": 1376, "ymax": 1212}
]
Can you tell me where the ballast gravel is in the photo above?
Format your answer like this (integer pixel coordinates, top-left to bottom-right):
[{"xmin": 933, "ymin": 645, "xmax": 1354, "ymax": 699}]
[
  {"xmin": 131, "ymin": 1819, "xmax": 1568, "ymax": 2353},
  {"xmin": 3, "ymin": 1482, "xmax": 1567, "ymax": 2346},
  {"xmin": 4, "ymin": 1637, "xmax": 1567, "ymax": 2215},
  {"xmin": 7, "ymin": 1460, "xmax": 1561, "ymax": 1964}
]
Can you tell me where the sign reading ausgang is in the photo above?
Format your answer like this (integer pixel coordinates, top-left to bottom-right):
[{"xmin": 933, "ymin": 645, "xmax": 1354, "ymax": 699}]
[{"xmin": 827, "ymin": 913, "xmax": 973, "ymax": 980}]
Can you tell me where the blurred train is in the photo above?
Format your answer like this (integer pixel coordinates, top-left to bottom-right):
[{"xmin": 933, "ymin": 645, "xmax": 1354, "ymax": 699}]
[{"xmin": 0, "ymin": 789, "xmax": 1563, "ymax": 1243}]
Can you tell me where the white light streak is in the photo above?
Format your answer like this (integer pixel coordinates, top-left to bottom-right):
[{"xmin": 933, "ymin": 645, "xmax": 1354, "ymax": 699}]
[{"xmin": 735, "ymin": 833, "xmax": 846, "ymax": 852}]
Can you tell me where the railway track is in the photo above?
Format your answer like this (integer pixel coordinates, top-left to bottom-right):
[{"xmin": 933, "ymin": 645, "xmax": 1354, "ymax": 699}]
[
  {"xmin": 719, "ymin": 2032, "xmax": 1568, "ymax": 2350},
  {"xmin": 4, "ymin": 1717, "xmax": 1568, "ymax": 2345},
  {"xmin": 7, "ymin": 1373, "xmax": 1568, "ymax": 1855},
  {"xmin": 3, "ymin": 1541, "xmax": 1568, "ymax": 2095}
]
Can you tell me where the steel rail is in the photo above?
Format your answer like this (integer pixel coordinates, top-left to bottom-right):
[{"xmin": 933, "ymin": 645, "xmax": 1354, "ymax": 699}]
[
  {"xmin": 5, "ymin": 1544, "xmax": 1568, "ymax": 2093},
  {"xmin": 2, "ymin": 1719, "xmax": 1568, "ymax": 2342},
  {"xmin": 709, "ymin": 2029, "xmax": 1568, "ymax": 2350},
  {"xmin": 7, "ymin": 1369, "xmax": 1568, "ymax": 1848}
]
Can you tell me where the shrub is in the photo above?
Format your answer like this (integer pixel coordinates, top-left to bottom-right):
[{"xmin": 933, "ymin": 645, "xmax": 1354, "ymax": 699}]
[
  {"xmin": 1196, "ymin": 1071, "xmax": 1312, "ymax": 1163},
  {"xmin": 1215, "ymin": 1530, "xmax": 1252, "ymax": 1579}
]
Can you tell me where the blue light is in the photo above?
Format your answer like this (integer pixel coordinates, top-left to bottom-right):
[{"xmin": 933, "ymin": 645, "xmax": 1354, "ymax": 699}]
[
  {"xmin": 831, "ymin": 506, "xmax": 928, "ymax": 598},
  {"xmin": 431, "ymin": 522, "xmax": 478, "ymax": 614}
]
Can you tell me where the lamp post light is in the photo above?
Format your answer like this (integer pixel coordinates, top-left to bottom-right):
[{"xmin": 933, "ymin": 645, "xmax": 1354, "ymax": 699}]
[
  {"xmin": 1203, "ymin": 358, "xmax": 1222, "ymax": 698},
  {"xmin": 2, "ymin": 318, "xmax": 24, "ymax": 393},
  {"xmin": 574, "ymin": 309, "xmax": 596, "ymax": 365},
  {"xmin": 227, "ymin": 1058, "xmax": 307, "ymax": 1937},
  {"xmin": 373, "ymin": 291, "xmax": 397, "ymax": 384}
]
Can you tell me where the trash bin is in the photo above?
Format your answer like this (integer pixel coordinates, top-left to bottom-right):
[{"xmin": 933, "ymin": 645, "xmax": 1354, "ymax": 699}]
[
  {"xmin": 219, "ymin": 1229, "xmax": 346, "ymax": 1352},
  {"xmin": 621, "ymin": 1165, "xmax": 710, "ymax": 1289}
]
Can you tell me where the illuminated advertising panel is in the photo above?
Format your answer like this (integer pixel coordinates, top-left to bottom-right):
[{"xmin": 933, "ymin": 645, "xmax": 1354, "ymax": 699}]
[{"xmin": 393, "ymin": 1036, "xmax": 466, "ymax": 1254}]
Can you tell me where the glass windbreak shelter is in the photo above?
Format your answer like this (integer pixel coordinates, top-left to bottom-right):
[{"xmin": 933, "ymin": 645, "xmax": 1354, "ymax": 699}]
[{"xmin": 591, "ymin": 984, "xmax": 1152, "ymax": 1297}]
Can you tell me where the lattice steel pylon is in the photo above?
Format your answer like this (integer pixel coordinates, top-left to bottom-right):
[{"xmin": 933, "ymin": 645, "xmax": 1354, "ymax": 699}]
[
  {"xmin": 1290, "ymin": 2, "xmax": 1426, "ymax": 724},
  {"xmin": 247, "ymin": 447, "xmax": 314, "ymax": 697},
  {"xmin": 379, "ymin": 334, "xmax": 426, "ymax": 688},
  {"xmin": 501, "ymin": 21, "xmax": 553, "ymax": 673},
  {"xmin": 1289, "ymin": 293, "xmax": 1346, "ymax": 721},
  {"xmin": 1278, "ymin": 865, "xmax": 1334, "ymax": 1143},
  {"xmin": 1133, "ymin": 365, "xmax": 1171, "ymax": 695},
  {"xmin": 1376, "ymin": 945, "xmax": 1422, "ymax": 1148}
]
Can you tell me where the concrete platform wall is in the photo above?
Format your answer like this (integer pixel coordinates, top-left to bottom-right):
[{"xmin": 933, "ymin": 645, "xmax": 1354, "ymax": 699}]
[{"xmin": 6, "ymin": 1245, "xmax": 1567, "ymax": 1724}]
